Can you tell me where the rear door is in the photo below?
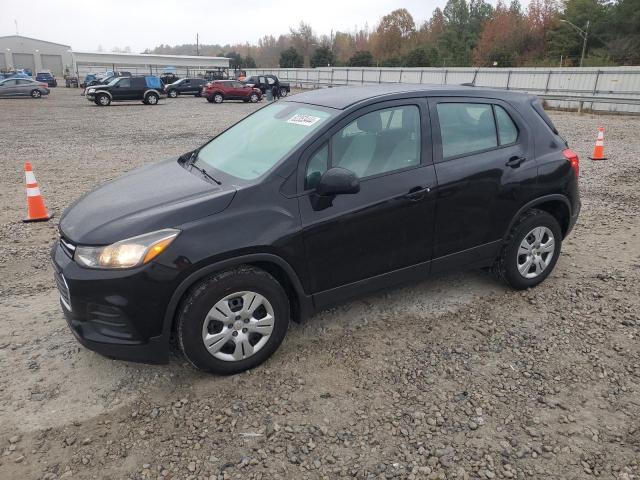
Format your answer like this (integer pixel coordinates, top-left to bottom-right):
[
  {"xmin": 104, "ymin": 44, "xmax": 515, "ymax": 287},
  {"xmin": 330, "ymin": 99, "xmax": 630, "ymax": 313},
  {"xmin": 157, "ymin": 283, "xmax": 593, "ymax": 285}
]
[
  {"xmin": 131, "ymin": 77, "xmax": 147, "ymax": 99},
  {"xmin": 298, "ymin": 99, "xmax": 437, "ymax": 298},
  {"xmin": 0, "ymin": 79, "xmax": 18, "ymax": 96},
  {"xmin": 428, "ymin": 97, "xmax": 535, "ymax": 270},
  {"xmin": 180, "ymin": 79, "xmax": 191, "ymax": 93},
  {"xmin": 17, "ymin": 79, "xmax": 35, "ymax": 95}
]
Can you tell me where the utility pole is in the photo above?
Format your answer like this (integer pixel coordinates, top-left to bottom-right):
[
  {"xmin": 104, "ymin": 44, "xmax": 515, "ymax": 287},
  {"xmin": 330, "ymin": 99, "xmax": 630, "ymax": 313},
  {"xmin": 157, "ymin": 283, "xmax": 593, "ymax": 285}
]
[
  {"xmin": 196, "ymin": 33, "xmax": 199, "ymax": 56},
  {"xmin": 560, "ymin": 19, "xmax": 589, "ymax": 67}
]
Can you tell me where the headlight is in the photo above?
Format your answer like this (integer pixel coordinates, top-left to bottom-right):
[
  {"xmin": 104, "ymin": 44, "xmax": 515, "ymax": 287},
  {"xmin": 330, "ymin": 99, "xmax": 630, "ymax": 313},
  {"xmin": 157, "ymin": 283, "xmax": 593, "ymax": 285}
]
[
  {"xmin": 87, "ymin": 88, "xmax": 95, "ymax": 93},
  {"xmin": 75, "ymin": 229, "xmax": 180, "ymax": 269}
]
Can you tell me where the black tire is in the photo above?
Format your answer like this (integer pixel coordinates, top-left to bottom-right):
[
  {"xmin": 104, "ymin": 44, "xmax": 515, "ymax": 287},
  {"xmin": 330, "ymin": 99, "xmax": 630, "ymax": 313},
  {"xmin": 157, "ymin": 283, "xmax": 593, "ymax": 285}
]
[
  {"xmin": 168, "ymin": 89, "xmax": 178, "ymax": 98},
  {"xmin": 493, "ymin": 209, "xmax": 562, "ymax": 290},
  {"xmin": 249, "ymin": 93, "xmax": 259, "ymax": 103},
  {"xmin": 206, "ymin": 97, "xmax": 215, "ymax": 103},
  {"xmin": 279, "ymin": 87, "xmax": 288, "ymax": 97},
  {"xmin": 30, "ymin": 89, "xmax": 42, "ymax": 98},
  {"xmin": 194, "ymin": 92, "xmax": 202, "ymax": 97},
  {"xmin": 95, "ymin": 93, "xmax": 110, "ymax": 106},
  {"xmin": 145, "ymin": 92, "xmax": 159, "ymax": 105},
  {"xmin": 213, "ymin": 93, "xmax": 223, "ymax": 104},
  {"xmin": 177, "ymin": 266, "xmax": 290, "ymax": 375}
]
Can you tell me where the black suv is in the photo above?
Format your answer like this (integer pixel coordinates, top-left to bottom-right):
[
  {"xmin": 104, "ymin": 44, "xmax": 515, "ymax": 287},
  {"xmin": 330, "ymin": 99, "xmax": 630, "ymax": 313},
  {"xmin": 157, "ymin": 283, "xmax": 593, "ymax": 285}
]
[
  {"xmin": 85, "ymin": 75, "xmax": 166, "ymax": 106},
  {"xmin": 245, "ymin": 74, "xmax": 290, "ymax": 97},
  {"xmin": 166, "ymin": 78, "xmax": 205, "ymax": 98},
  {"xmin": 53, "ymin": 85, "xmax": 580, "ymax": 374}
]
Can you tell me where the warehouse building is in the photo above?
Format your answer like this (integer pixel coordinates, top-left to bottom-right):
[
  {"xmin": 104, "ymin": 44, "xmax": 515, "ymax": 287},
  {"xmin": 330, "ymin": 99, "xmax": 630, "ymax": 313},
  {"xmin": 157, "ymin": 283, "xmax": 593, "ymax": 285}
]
[
  {"xmin": 0, "ymin": 35, "xmax": 229, "ymax": 79},
  {"xmin": 0, "ymin": 35, "xmax": 72, "ymax": 77}
]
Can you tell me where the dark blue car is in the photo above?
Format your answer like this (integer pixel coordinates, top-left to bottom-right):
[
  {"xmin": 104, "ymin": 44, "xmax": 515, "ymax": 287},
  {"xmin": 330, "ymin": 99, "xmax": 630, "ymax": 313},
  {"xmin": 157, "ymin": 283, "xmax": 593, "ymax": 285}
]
[{"xmin": 36, "ymin": 71, "xmax": 57, "ymax": 87}]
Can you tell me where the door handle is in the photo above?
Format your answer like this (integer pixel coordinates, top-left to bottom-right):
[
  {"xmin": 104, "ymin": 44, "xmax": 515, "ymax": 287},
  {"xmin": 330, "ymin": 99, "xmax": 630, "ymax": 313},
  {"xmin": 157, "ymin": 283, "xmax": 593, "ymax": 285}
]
[
  {"xmin": 506, "ymin": 156, "xmax": 526, "ymax": 168},
  {"xmin": 404, "ymin": 186, "xmax": 431, "ymax": 202}
]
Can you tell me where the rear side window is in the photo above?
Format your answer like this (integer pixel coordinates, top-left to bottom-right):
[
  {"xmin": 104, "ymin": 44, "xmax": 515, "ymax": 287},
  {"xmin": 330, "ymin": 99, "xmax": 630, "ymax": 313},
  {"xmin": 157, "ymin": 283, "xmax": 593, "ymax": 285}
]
[
  {"xmin": 437, "ymin": 103, "xmax": 497, "ymax": 158},
  {"xmin": 495, "ymin": 106, "xmax": 518, "ymax": 145}
]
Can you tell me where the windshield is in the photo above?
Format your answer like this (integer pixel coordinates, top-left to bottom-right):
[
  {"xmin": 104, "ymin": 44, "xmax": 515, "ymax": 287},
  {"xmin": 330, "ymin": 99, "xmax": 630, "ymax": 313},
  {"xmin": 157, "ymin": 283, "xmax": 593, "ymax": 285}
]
[
  {"xmin": 106, "ymin": 77, "xmax": 120, "ymax": 86},
  {"xmin": 195, "ymin": 103, "xmax": 334, "ymax": 180}
]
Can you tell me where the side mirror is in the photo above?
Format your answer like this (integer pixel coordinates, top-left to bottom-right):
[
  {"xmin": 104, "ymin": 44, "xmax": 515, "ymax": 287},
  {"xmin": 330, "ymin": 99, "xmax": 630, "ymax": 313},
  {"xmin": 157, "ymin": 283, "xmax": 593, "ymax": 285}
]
[{"xmin": 316, "ymin": 167, "xmax": 360, "ymax": 196}]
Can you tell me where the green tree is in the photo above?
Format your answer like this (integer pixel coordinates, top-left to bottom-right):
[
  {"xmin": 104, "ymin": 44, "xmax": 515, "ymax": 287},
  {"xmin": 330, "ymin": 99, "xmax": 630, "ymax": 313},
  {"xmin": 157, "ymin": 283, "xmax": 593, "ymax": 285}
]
[
  {"xmin": 404, "ymin": 47, "xmax": 434, "ymax": 67},
  {"xmin": 279, "ymin": 47, "xmax": 304, "ymax": 68},
  {"xmin": 348, "ymin": 50, "xmax": 374, "ymax": 67},
  {"xmin": 311, "ymin": 46, "xmax": 335, "ymax": 67}
]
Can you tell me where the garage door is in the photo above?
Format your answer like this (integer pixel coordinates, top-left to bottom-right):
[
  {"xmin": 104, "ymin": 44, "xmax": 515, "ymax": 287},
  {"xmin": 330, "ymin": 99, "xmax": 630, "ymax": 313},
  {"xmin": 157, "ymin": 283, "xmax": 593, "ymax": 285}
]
[
  {"xmin": 13, "ymin": 53, "xmax": 35, "ymax": 72},
  {"xmin": 41, "ymin": 54, "xmax": 64, "ymax": 76}
]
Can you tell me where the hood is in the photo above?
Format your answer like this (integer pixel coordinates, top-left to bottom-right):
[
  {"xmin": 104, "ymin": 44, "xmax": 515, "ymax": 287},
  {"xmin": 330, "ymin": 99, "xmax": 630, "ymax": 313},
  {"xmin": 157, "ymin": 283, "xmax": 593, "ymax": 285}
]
[{"xmin": 60, "ymin": 158, "xmax": 236, "ymax": 245}]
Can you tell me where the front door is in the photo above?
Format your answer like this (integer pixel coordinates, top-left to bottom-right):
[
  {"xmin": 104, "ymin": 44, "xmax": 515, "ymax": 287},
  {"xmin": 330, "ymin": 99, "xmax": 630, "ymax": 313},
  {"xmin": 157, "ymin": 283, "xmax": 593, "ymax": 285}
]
[
  {"xmin": 428, "ymin": 98, "xmax": 535, "ymax": 266},
  {"xmin": 0, "ymin": 79, "xmax": 18, "ymax": 96},
  {"xmin": 298, "ymin": 100, "xmax": 437, "ymax": 298}
]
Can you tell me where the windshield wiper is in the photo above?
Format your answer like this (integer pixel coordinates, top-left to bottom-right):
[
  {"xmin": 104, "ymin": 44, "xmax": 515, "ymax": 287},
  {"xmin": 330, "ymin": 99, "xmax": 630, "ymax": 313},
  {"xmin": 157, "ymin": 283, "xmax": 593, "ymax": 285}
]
[{"xmin": 190, "ymin": 156, "xmax": 221, "ymax": 185}]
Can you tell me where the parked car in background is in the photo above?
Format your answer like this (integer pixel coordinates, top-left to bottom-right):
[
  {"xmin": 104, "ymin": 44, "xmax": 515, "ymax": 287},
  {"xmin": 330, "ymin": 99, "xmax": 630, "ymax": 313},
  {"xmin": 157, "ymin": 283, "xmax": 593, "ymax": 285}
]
[
  {"xmin": 85, "ymin": 71, "xmax": 132, "ymax": 88},
  {"xmin": 65, "ymin": 75, "xmax": 79, "ymax": 88},
  {"xmin": 202, "ymin": 80, "xmax": 262, "ymax": 104},
  {"xmin": 36, "ymin": 71, "xmax": 58, "ymax": 87},
  {"xmin": 81, "ymin": 74, "xmax": 97, "ymax": 88},
  {"xmin": 204, "ymin": 68, "xmax": 229, "ymax": 81},
  {"xmin": 51, "ymin": 84, "xmax": 581, "ymax": 374},
  {"xmin": 244, "ymin": 75, "xmax": 290, "ymax": 97},
  {"xmin": 160, "ymin": 73, "xmax": 180, "ymax": 85},
  {"xmin": 0, "ymin": 77, "xmax": 50, "ymax": 98},
  {"xmin": 166, "ymin": 78, "xmax": 205, "ymax": 98},
  {"xmin": 85, "ymin": 75, "xmax": 166, "ymax": 106}
]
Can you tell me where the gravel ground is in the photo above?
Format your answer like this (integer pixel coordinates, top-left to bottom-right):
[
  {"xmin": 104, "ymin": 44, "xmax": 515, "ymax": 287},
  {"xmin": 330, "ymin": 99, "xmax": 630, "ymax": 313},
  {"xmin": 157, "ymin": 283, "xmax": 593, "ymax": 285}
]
[{"xmin": 0, "ymin": 88, "xmax": 639, "ymax": 480}]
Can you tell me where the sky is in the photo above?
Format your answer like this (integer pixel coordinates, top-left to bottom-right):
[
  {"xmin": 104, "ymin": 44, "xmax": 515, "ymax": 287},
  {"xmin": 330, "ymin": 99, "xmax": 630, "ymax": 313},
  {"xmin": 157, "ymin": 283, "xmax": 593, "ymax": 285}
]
[{"xmin": 1, "ymin": 0, "xmax": 500, "ymax": 53}]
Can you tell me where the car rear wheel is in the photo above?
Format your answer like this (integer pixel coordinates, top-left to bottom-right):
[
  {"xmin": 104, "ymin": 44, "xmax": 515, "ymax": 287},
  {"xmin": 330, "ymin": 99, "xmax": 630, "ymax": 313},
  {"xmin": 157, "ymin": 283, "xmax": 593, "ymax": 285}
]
[
  {"xmin": 213, "ymin": 93, "xmax": 223, "ymax": 104},
  {"xmin": 279, "ymin": 87, "xmax": 288, "ymax": 97},
  {"xmin": 168, "ymin": 89, "xmax": 178, "ymax": 98},
  {"xmin": 95, "ymin": 93, "xmax": 111, "ymax": 106},
  {"xmin": 177, "ymin": 266, "xmax": 290, "ymax": 374},
  {"xmin": 493, "ymin": 209, "xmax": 562, "ymax": 290},
  {"xmin": 31, "ymin": 89, "xmax": 42, "ymax": 98},
  {"xmin": 249, "ymin": 93, "xmax": 259, "ymax": 103},
  {"xmin": 145, "ymin": 92, "xmax": 159, "ymax": 105}
]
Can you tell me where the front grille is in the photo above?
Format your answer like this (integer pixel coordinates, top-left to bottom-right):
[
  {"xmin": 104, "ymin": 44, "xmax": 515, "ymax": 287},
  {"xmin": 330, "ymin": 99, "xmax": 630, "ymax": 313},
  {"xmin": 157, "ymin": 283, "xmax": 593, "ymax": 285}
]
[
  {"xmin": 59, "ymin": 236, "xmax": 76, "ymax": 259},
  {"xmin": 54, "ymin": 270, "xmax": 72, "ymax": 311}
]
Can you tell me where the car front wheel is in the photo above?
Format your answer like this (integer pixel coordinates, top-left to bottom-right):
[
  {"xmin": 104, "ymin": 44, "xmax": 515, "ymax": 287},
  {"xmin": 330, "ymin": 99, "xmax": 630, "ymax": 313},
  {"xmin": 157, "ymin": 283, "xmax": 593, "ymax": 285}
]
[
  {"xmin": 494, "ymin": 209, "xmax": 562, "ymax": 290},
  {"xmin": 249, "ymin": 93, "xmax": 259, "ymax": 103},
  {"xmin": 95, "ymin": 93, "xmax": 111, "ymax": 106},
  {"xmin": 31, "ymin": 89, "xmax": 42, "ymax": 98},
  {"xmin": 213, "ymin": 93, "xmax": 223, "ymax": 104},
  {"xmin": 168, "ymin": 89, "xmax": 178, "ymax": 98},
  {"xmin": 177, "ymin": 266, "xmax": 290, "ymax": 374}
]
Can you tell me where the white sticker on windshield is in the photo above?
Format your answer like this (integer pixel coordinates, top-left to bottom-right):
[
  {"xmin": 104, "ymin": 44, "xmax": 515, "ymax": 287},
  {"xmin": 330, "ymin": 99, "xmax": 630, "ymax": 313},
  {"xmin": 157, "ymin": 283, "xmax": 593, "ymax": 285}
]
[{"xmin": 287, "ymin": 114, "xmax": 322, "ymax": 127}]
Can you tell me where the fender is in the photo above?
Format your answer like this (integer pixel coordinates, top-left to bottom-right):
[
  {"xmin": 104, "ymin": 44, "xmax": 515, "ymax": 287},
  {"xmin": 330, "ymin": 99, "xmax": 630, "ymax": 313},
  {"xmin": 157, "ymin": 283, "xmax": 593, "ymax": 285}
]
[
  {"xmin": 504, "ymin": 194, "xmax": 572, "ymax": 240},
  {"xmin": 160, "ymin": 253, "xmax": 313, "ymax": 340},
  {"xmin": 92, "ymin": 89, "xmax": 112, "ymax": 99},
  {"xmin": 144, "ymin": 88, "xmax": 163, "ymax": 97}
]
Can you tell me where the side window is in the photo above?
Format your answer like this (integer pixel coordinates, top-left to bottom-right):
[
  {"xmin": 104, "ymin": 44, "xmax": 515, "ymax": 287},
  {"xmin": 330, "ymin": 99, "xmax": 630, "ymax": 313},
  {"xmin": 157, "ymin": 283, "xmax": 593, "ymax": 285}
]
[
  {"xmin": 3, "ymin": 80, "xmax": 17, "ymax": 86},
  {"xmin": 132, "ymin": 77, "xmax": 145, "ymax": 88},
  {"xmin": 118, "ymin": 78, "xmax": 131, "ymax": 88},
  {"xmin": 331, "ymin": 105, "xmax": 421, "ymax": 178},
  {"xmin": 305, "ymin": 144, "xmax": 329, "ymax": 189},
  {"xmin": 495, "ymin": 105, "xmax": 518, "ymax": 145},
  {"xmin": 259, "ymin": 76, "xmax": 266, "ymax": 84},
  {"xmin": 436, "ymin": 103, "xmax": 497, "ymax": 158},
  {"xmin": 267, "ymin": 76, "xmax": 276, "ymax": 85}
]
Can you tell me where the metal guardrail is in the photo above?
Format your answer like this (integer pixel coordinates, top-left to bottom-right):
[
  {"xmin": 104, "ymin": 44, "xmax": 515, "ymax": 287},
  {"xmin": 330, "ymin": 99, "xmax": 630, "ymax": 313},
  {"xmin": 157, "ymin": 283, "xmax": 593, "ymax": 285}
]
[{"xmin": 247, "ymin": 67, "xmax": 640, "ymax": 113}]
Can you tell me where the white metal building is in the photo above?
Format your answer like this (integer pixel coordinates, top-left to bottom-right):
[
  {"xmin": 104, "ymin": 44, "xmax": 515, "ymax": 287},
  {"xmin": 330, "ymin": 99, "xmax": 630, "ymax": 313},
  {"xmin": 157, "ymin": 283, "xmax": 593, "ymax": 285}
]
[
  {"xmin": 0, "ymin": 35, "xmax": 72, "ymax": 76},
  {"xmin": 0, "ymin": 35, "xmax": 230, "ymax": 78},
  {"xmin": 71, "ymin": 51, "xmax": 230, "ymax": 78}
]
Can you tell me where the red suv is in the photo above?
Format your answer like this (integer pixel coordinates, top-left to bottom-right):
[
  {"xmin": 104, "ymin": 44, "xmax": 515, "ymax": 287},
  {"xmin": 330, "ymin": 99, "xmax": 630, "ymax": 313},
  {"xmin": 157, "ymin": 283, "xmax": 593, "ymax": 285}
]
[{"xmin": 203, "ymin": 80, "xmax": 262, "ymax": 104}]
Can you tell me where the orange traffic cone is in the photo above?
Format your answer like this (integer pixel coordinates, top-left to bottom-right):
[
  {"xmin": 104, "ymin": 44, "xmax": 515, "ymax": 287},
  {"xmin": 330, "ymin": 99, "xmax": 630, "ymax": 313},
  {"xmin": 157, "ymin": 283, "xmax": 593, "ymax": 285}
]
[
  {"xmin": 589, "ymin": 127, "xmax": 607, "ymax": 161},
  {"xmin": 24, "ymin": 162, "xmax": 52, "ymax": 222}
]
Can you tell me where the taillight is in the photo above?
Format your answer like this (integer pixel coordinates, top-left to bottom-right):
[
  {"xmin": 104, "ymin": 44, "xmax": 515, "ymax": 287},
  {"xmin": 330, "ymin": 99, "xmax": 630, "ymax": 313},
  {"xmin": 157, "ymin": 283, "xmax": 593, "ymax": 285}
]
[{"xmin": 563, "ymin": 148, "xmax": 579, "ymax": 178}]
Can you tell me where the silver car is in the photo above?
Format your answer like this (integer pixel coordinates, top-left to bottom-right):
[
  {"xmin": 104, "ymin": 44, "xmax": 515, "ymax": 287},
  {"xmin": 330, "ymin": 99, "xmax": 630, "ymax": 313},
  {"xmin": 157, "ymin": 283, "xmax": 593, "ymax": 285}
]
[{"xmin": 0, "ymin": 78, "xmax": 50, "ymax": 98}]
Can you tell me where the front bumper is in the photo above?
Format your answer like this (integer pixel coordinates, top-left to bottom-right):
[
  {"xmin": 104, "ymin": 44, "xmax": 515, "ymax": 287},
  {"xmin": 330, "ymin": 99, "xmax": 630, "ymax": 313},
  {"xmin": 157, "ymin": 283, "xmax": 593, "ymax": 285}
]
[{"xmin": 51, "ymin": 240, "xmax": 179, "ymax": 363}]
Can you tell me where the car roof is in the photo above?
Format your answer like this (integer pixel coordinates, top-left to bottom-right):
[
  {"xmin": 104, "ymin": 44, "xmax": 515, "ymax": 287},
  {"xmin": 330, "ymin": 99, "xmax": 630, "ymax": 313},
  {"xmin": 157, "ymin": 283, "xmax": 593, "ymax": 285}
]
[{"xmin": 285, "ymin": 84, "xmax": 532, "ymax": 110}]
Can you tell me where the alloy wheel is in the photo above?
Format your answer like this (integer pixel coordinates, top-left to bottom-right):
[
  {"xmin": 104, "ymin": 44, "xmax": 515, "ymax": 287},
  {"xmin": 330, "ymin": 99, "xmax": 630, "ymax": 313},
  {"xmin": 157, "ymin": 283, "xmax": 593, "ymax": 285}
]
[
  {"xmin": 201, "ymin": 291, "xmax": 275, "ymax": 362},
  {"xmin": 517, "ymin": 226, "xmax": 555, "ymax": 279}
]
